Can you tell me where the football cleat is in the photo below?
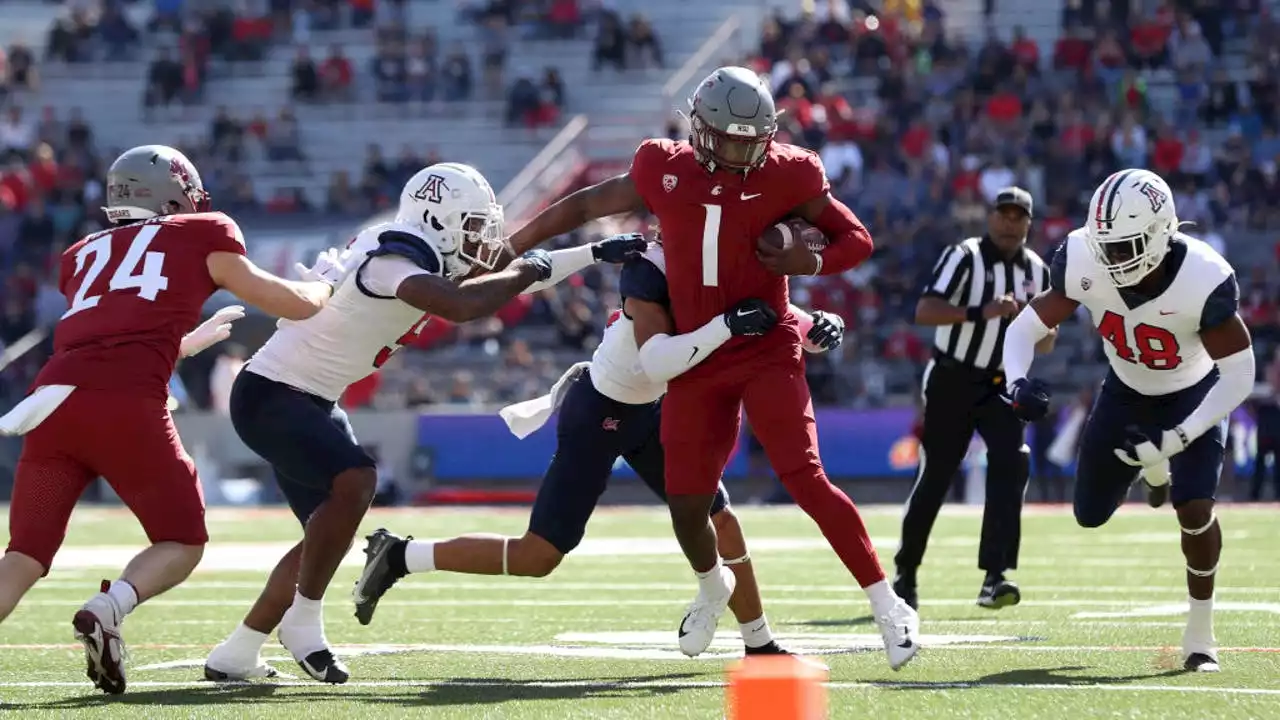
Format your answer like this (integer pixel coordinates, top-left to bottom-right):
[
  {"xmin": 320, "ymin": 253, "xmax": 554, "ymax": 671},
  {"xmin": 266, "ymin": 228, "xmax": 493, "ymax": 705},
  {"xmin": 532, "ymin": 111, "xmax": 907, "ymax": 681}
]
[
  {"xmin": 72, "ymin": 580, "xmax": 127, "ymax": 694},
  {"xmin": 876, "ymin": 598, "xmax": 920, "ymax": 671},
  {"xmin": 744, "ymin": 640, "xmax": 791, "ymax": 656},
  {"xmin": 353, "ymin": 528, "xmax": 408, "ymax": 626},
  {"xmin": 1183, "ymin": 652, "xmax": 1220, "ymax": 673},
  {"xmin": 203, "ymin": 662, "xmax": 280, "ymax": 682},
  {"xmin": 204, "ymin": 639, "xmax": 280, "ymax": 682},
  {"xmin": 977, "ymin": 578, "xmax": 1022, "ymax": 609},
  {"xmin": 295, "ymin": 649, "xmax": 350, "ymax": 684},
  {"xmin": 677, "ymin": 565, "xmax": 736, "ymax": 657},
  {"xmin": 278, "ymin": 607, "xmax": 348, "ymax": 684},
  {"xmin": 1182, "ymin": 614, "xmax": 1219, "ymax": 673}
]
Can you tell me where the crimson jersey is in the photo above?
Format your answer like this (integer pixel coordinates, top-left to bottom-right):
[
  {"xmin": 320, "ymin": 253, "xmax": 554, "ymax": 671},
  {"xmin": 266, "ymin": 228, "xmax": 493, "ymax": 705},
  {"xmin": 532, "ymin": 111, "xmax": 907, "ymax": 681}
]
[
  {"xmin": 34, "ymin": 212, "xmax": 247, "ymax": 399},
  {"xmin": 629, "ymin": 138, "xmax": 828, "ymax": 371}
]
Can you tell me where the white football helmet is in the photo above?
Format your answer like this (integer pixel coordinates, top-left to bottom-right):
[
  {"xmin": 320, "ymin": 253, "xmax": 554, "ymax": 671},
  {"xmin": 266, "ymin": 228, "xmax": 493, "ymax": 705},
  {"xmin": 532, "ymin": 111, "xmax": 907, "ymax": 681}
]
[
  {"xmin": 395, "ymin": 162, "xmax": 506, "ymax": 279},
  {"xmin": 1084, "ymin": 169, "xmax": 1177, "ymax": 287}
]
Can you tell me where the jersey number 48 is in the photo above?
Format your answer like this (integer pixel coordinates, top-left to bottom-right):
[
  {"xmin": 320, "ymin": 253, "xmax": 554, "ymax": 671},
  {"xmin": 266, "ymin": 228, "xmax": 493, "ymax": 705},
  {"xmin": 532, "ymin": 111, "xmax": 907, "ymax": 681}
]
[
  {"xmin": 63, "ymin": 225, "xmax": 169, "ymax": 320},
  {"xmin": 1097, "ymin": 310, "xmax": 1182, "ymax": 370}
]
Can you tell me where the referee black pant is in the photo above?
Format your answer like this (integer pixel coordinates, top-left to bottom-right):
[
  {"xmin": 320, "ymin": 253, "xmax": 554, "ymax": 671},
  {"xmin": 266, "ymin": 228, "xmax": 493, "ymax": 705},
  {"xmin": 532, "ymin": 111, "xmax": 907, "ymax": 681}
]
[{"xmin": 895, "ymin": 356, "xmax": 1030, "ymax": 575}]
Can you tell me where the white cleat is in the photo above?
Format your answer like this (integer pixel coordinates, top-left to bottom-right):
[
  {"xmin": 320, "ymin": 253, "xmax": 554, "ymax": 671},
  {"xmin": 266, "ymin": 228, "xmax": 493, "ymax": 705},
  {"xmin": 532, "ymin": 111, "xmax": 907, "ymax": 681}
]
[
  {"xmin": 1183, "ymin": 624, "xmax": 1220, "ymax": 672},
  {"xmin": 72, "ymin": 586, "xmax": 127, "ymax": 694},
  {"xmin": 876, "ymin": 598, "xmax": 921, "ymax": 671},
  {"xmin": 677, "ymin": 565, "xmax": 736, "ymax": 657},
  {"xmin": 204, "ymin": 642, "xmax": 280, "ymax": 682}
]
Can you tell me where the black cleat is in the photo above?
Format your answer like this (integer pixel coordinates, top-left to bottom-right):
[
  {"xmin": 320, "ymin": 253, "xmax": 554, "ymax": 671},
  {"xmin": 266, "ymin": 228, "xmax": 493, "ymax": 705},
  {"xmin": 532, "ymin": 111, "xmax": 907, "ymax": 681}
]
[
  {"xmin": 744, "ymin": 641, "xmax": 791, "ymax": 656},
  {"xmin": 1184, "ymin": 652, "xmax": 1220, "ymax": 672},
  {"xmin": 353, "ymin": 528, "xmax": 408, "ymax": 626},
  {"xmin": 296, "ymin": 649, "xmax": 349, "ymax": 684},
  {"xmin": 1143, "ymin": 478, "xmax": 1169, "ymax": 508},
  {"xmin": 892, "ymin": 573, "xmax": 918, "ymax": 611},
  {"xmin": 977, "ymin": 579, "xmax": 1021, "ymax": 609}
]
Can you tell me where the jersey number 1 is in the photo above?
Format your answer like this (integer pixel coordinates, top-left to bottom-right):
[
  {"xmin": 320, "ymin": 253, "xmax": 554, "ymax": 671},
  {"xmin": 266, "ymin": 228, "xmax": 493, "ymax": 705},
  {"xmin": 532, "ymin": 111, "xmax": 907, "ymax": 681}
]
[
  {"xmin": 700, "ymin": 204, "xmax": 721, "ymax": 287},
  {"xmin": 63, "ymin": 225, "xmax": 170, "ymax": 319},
  {"xmin": 1097, "ymin": 310, "xmax": 1182, "ymax": 370}
]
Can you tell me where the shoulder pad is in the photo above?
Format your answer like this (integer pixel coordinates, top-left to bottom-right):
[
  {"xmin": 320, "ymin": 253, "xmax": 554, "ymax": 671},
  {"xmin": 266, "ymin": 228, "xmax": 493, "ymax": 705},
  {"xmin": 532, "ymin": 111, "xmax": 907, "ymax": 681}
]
[
  {"xmin": 619, "ymin": 252, "xmax": 669, "ymax": 305},
  {"xmin": 366, "ymin": 230, "xmax": 443, "ymax": 276}
]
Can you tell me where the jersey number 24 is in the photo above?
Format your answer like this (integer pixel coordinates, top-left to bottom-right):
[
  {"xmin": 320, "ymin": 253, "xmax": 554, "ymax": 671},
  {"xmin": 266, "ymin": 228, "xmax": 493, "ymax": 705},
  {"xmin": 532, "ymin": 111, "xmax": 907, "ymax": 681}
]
[
  {"xmin": 63, "ymin": 225, "xmax": 169, "ymax": 320},
  {"xmin": 1097, "ymin": 310, "xmax": 1182, "ymax": 370}
]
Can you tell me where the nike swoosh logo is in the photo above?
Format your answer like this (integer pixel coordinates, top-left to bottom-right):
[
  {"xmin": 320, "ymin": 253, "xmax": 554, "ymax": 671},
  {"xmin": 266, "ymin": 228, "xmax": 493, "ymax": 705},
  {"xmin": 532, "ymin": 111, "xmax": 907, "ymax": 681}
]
[
  {"xmin": 1159, "ymin": 310, "xmax": 1176, "ymax": 315},
  {"xmin": 737, "ymin": 308, "xmax": 755, "ymax": 317},
  {"xmin": 740, "ymin": 193, "xmax": 762, "ymax": 200},
  {"xmin": 688, "ymin": 347, "xmax": 699, "ymax": 362},
  {"xmin": 678, "ymin": 614, "xmax": 692, "ymax": 638}
]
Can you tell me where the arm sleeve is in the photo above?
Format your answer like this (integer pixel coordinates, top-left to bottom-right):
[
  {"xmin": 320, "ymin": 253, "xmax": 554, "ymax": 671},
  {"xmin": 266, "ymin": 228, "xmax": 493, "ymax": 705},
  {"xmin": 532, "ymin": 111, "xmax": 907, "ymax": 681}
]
[
  {"xmin": 205, "ymin": 213, "xmax": 249, "ymax": 256},
  {"xmin": 1002, "ymin": 306, "xmax": 1053, "ymax": 383},
  {"xmin": 637, "ymin": 317, "xmax": 733, "ymax": 384},
  {"xmin": 1179, "ymin": 347, "xmax": 1255, "ymax": 442},
  {"xmin": 618, "ymin": 256, "xmax": 668, "ymax": 305},
  {"xmin": 1199, "ymin": 274, "xmax": 1240, "ymax": 331},
  {"xmin": 922, "ymin": 245, "xmax": 972, "ymax": 299},
  {"xmin": 521, "ymin": 244, "xmax": 596, "ymax": 295},
  {"xmin": 358, "ymin": 255, "xmax": 430, "ymax": 298}
]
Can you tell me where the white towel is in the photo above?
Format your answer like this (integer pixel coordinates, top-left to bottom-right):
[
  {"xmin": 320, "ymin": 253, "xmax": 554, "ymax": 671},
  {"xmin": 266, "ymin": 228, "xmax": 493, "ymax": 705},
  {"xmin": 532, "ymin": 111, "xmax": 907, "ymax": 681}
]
[
  {"xmin": 499, "ymin": 362, "xmax": 590, "ymax": 440},
  {"xmin": 0, "ymin": 384, "xmax": 75, "ymax": 436}
]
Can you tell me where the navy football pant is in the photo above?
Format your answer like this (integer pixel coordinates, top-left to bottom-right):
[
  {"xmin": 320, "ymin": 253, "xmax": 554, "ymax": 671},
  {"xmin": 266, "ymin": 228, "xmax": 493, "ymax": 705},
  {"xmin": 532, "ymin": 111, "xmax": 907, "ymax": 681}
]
[
  {"xmin": 1075, "ymin": 370, "xmax": 1223, "ymax": 528},
  {"xmin": 231, "ymin": 368, "xmax": 376, "ymax": 526},
  {"xmin": 529, "ymin": 370, "xmax": 729, "ymax": 555}
]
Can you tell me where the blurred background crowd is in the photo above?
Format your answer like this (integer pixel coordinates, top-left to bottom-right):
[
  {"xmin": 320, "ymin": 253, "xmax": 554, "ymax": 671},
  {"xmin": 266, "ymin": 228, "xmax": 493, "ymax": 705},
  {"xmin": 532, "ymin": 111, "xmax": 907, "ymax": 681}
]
[{"xmin": 1, "ymin": 0, "xmax": 1279, "ymax": 497}]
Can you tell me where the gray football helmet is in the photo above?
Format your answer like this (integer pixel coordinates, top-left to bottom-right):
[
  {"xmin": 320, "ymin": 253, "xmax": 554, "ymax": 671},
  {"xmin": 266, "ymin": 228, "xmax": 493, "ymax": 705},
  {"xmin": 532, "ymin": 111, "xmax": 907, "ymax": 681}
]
[
  {"xmin": 687, "ymin": 66, "xmax": 778, "ymax": 172},
  {"xmin": 103, "ymin": 145, "xmax": 210, "ymax": 223}
]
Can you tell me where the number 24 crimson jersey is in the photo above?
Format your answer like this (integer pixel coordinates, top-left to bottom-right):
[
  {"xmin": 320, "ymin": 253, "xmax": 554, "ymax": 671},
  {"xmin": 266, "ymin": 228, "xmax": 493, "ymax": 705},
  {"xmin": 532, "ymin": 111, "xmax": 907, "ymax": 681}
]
[
  {"xmin": 1052, "ymin": 227, "xmax": 1238, "ymax": 397},
  {"xmin": 628, "ymin": 138, "xmax": 828, "ymax": 372},
  {"xmin": 34, "ymin": 212, "xmax": 247, "ymax": 400}
]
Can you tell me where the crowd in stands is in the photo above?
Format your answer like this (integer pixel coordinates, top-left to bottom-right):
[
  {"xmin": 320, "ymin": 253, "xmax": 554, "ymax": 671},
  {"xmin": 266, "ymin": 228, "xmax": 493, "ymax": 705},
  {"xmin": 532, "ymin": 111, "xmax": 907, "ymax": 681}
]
[{"xmin": 6, "ymin": 0, "xmax": 1280, "ymax": 415}]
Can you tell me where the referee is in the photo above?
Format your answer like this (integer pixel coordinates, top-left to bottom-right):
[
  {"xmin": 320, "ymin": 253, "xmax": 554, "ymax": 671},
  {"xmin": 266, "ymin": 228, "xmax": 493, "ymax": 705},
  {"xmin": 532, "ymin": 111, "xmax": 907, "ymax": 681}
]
[{"xmin": 893, "ymin": 187, "xmax": 1051, "ymax": 611}]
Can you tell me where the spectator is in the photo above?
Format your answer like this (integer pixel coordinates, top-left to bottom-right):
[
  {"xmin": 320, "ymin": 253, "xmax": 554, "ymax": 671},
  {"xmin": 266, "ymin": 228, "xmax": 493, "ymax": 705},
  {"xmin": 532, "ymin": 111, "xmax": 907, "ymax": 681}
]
[
  {"xmin": 546, "ymin": 0, "xmax": 582, "ymax": 40},
  {"xmin": 480, "ymin": 16, "xmax": 510, "ymax": 99},
  {"xmin": 593, "ymin": 11, "xmax": 627, "ymax": 72},
  {"xmin": 374, "ymin": 40, "xmax": 410, "ymax": 103},
  {"xmin": 99, "ymin": 7, "xmax": 139, "ymax": 62},
  {"xmin": 326, "ymin": 170, "xmax": 364, "ymax": 214},
  {"xmin": 320, "ymin": 44, "xmax": 355, "ymax": 103},
  {"xmin": 440, "ymin": 45, "xmax": 473, "ymax": 102},
  {"xmin": 291, "ymin": 47, "xmax": 320, "ymax": 102},
  {"xmin": 0, "ymin": 107, "xmax": 34, "ymax": 158},
  {"xmin": 15, "ymin": 197, "xmax": 54, "ymax": 266},
  {"xmin": 264, "ymin": 108, "xmax": 306, "ymax": 165},
  {"xmin": 628, "ymin": 14, "xmax": 664, "ymax": 68},
  {"xmin": 143, "ymin": 48, "xmax": 184, "ymax": 111},
  {"xmin": 6, "ymin": 40, "xmax": 38, "ymax": 91}
]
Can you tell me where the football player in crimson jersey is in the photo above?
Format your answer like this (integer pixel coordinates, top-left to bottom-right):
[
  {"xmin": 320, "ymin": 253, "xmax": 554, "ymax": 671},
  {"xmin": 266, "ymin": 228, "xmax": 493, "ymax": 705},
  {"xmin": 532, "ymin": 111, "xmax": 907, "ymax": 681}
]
[
  {"xmin": 503, "ymin": 66, "xmax": 919, "ymax": 668},
  {"xmin": 0, "ymin": 144, "xmax": 340, "ymax": 694},
  {"xmin": 1003, "ymin": 169, "xmax": 1253, "ymax": 673}
]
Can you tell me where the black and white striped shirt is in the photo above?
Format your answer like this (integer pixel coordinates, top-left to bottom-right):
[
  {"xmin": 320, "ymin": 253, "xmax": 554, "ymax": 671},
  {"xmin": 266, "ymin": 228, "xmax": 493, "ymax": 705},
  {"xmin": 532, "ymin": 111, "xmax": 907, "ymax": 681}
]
[{"xmin": 923, "ymin": 235, "xmax": 1051, "ymax": 372}]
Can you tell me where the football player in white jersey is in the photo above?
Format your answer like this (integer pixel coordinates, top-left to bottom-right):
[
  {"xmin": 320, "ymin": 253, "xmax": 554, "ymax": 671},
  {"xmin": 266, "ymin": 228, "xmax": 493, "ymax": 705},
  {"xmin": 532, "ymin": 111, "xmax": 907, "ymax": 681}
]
[
  {"xmin": 1001, "ymin": 168, "xmax": 1254, "ymax": 673},
  {"xmin": 203, "ymin": 162, "xmax": 647, "ymax": 683},
  {"xmin": 350, "ymin": 242, "xmax": 848, "ymax": 658}
]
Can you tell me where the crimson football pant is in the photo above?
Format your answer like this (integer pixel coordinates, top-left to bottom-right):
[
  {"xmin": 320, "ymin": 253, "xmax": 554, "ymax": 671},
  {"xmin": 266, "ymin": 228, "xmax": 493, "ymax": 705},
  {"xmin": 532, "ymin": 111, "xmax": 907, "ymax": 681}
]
[
  {"xmin": 662, "ymin": 355, "xmax": 885, "ymax": 588},
  {"xmin": 7, "ymin": 389, "xmax": 208, "ymax": 573}
]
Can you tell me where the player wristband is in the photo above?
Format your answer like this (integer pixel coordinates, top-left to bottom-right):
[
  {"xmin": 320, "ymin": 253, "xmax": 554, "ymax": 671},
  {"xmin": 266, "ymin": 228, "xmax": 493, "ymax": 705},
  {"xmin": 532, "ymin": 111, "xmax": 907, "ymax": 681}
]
[
  {"xmin": 810, "ymin": 254, "xmax": 823, "ymax": 276},
  {"xmin": 966, "ymin": 307, "xmax": 984, "ymax": 322}
]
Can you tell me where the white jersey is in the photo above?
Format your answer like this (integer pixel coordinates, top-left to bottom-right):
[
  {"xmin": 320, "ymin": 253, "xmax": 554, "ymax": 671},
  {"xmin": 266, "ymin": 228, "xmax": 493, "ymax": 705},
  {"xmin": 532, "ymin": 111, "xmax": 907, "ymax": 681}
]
[
  {"xmin": 1057, "ymin": 227, "xmax": 1237, "ymax": 397},
  {"xmin": 248, "ymin": 222, "xmax": 437, "ymax": 401},
  {"xmin": 588, "ymin": 245, "xmax": 669, "ymax": 405}
]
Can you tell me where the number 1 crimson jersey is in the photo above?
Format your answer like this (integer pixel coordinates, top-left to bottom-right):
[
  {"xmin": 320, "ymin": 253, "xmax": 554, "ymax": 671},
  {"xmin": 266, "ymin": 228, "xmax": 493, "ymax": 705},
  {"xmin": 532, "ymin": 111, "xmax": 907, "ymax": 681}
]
[
  {"xmin": 34, "ymin": 212, "xmax": 247, "ymax": 400},
  {"xmin": 628, "ymin": 138, "xmax": 829, "ymax": 376}
]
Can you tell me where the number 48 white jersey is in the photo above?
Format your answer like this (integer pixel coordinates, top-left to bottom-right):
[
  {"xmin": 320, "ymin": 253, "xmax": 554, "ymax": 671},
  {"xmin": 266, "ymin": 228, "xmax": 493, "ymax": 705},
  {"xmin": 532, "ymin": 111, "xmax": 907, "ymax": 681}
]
[
  {"xmin": 248, "ymin": 222, "xmax": 436, "ymax": 402},
  {"xmin": 1053, "ymin": 228, "xmax": 1239, "ymax": 397}
]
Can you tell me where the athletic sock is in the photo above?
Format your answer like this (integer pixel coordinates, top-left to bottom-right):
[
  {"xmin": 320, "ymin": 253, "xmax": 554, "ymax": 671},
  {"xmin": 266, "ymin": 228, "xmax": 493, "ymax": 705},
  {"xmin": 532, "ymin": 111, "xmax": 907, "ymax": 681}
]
[
  {"xmin": 740, "ymin": 615, "xmax": 774, "ymax": 648},
  {"xmin": 219, "ymin": 623, "xmax": 269, "ymax": 657},
  {"xmin": 279, "ymin": 591, "xmax": 327, "ymax": 658},
  {"xmin": 695, "ymin": 561, "xmax": 727, "ymax": 597},
  {"xmin": 107, "ymin": 580, "xmax": 138, "ymax": 618},
  {"xmin": 865, "ymin": 578, "xmax": 897, "ymax": 617},
  {"xmin": 404, "ymin": 540, "xmax": 437, "ymax": 574}
]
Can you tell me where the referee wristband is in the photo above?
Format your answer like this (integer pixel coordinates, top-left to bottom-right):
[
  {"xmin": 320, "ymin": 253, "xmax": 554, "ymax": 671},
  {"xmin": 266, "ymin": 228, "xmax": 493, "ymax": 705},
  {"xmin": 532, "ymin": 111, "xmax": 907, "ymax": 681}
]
[{"xmin": 966, "ymin": 306, "xmax": 984, "ymax": 322}]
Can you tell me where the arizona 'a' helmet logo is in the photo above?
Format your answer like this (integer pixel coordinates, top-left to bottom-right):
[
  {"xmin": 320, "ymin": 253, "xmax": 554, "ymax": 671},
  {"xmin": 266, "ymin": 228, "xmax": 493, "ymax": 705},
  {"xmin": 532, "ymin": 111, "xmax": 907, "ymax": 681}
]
[
  {"xmin": 1138, "ymin": 181, "xmax": 1168, "ymax": 213},
  {"xmin": 412, "ymin": 174, "xmax": 447, "ymax": 204}
]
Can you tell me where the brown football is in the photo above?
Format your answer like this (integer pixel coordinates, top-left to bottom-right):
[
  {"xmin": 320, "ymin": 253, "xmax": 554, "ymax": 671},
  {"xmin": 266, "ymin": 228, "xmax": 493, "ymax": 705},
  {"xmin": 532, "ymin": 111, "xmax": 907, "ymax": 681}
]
[{"xmin": 757, "ymin": 217, "xmax": 829, "ymax": 254}]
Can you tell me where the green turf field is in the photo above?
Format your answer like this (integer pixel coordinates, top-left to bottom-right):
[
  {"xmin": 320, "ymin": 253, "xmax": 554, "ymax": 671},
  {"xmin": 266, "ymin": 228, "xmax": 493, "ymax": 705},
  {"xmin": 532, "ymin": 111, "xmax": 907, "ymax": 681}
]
[{"xmin": 1, "ymin": 504, "xmax": 1277, "ymax": 719}]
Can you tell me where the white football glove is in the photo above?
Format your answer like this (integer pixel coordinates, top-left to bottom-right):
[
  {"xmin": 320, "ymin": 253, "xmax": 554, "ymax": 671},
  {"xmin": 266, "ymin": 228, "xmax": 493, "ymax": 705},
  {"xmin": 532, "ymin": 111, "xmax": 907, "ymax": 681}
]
[
  {"xmin": 295, "ymin": 247, "xmax": 351, "ymax": 289},
  {"xmin": 1114, "ymin": 425, "xmax": 1188, "ymax": 468},
  {"xmin": 179, "ymin": 305, "xmax": 245, "ymax": 358}
]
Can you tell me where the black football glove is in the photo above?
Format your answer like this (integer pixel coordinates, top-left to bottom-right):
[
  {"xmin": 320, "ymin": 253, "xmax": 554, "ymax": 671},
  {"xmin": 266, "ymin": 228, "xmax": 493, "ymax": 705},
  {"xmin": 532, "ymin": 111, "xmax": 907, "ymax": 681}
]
[
  {"xmin": 807, "ymin": 310, "xmax": 845, "ymax": 351},
  {"xmin": 1006, "ymin": 377, "xmax": 1052, "ymax": 422},
  {"xmin": 724, "ymin": 299, "xmax": 778, "ymax": 337},
  {"xmin": 518, "ymin": 249, "xmax": 553, "ymax": 281},
  {"xmin": 592, "ymin": 233, "xmax": 648, "ymax": 264}
]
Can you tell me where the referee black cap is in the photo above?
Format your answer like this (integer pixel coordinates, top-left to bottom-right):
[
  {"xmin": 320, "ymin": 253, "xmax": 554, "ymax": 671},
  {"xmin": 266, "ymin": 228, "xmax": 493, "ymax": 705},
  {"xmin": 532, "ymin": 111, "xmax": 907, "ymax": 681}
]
[{"xmin": 993, "ymin": 187, "xmax": 1033, "ymax": 218}]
